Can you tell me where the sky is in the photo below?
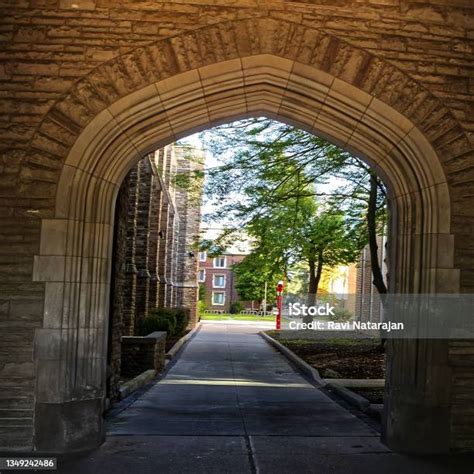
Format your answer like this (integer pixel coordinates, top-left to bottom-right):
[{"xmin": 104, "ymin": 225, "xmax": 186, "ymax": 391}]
[
  {"xmin": 178, "ymin": 125, "xmax": 350, "ymax": 254},
  {"xmin": 178, "ymin": 132, "xmax": 251, "ymax": 252}
]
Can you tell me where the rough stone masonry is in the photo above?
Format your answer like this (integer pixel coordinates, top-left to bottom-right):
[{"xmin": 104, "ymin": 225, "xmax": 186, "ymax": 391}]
[{"xmin": 108, "ymin": 143, "xmax": 203, "ymax": 402}]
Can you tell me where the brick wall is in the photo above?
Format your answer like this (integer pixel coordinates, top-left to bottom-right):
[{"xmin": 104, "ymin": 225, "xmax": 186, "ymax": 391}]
[{"xmin": 199, "ymin": 254, "xmax": 256, "ymax": 312}]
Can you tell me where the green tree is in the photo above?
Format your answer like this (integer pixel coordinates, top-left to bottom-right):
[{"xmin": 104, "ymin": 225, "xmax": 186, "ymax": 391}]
[
  {"xmin": 200, "ymin": 118, "xmax": 388, "ymax": 296},
  {"xmin": 232, "ymin": 177, "xmax": 361, "ymax": 305},
  {"xmin": 233, "ymin": 254, "xmax": 278, "ymax": 302}
]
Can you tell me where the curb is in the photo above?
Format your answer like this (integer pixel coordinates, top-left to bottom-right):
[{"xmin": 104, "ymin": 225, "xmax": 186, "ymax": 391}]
[
  {"xmin": 259, "ymin": 331, "xmax": 326, "ymax": 387},
  {"xmin": 259, "ymin": 332, "xmax": 380, "ymax": 418},
  {"xmin": 166, "ymin": 321, "xmax": 202, "ymax": 360},
  {"xmin": 119, "ymin": 369, "xmax": 156, "ymax": 400},
  {"xmin": 325, "ymin": 382, "xmax": 371, "ymax": 412}
]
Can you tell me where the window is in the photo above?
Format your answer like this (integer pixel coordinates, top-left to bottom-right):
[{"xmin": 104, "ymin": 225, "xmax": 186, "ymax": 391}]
[
  {"xmin": 199, "ymin": 251, "xmax": 207, "ymax": 262},
  {"xmin": 198, "ymin": 269, "xmax": 206, "ymax": 282},
  {"xmin": 213, "ymin": 274, "xmax": 225, "ymax": 288},
  {"xmin": 213, "ymin": 256, "xmax": 226, "ymax": 268},
  {"xmin": 212, "ymin": 292, "xmax": 225, "ymax": 306}
]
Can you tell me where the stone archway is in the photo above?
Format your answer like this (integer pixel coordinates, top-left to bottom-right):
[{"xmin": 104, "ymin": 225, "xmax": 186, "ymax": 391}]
[{"xmin": 9, "ymin": 18, "xmax": 471, "ymax": 453}]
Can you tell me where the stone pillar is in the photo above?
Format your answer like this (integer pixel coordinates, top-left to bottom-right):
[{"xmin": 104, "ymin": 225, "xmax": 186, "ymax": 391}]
[
  {"xmin": 173, "ymin": 145, "xmax": 204, "ymax": 326},
  {"xmin": 107, "ymin": 174, "xmax": 131, "ymax": 402},
  {"xmin": 147, "ymin": 164, "xmax": 163, "ymax": 311},
  {"xmin": 122, "ymin": 167, "xmax": 139, "ymax": 336},
  {"xmin": 165, "ymin": 211, "xmax": 176, "ymax": 307},
  {"xmin": 383, "ymin": 339, "xmax": 452, "ymax": 453},
  {"xmin": 134, "ymin": 158, "xmax": 153, "ymax": 327},
  {"xmin": 158, "ymin": 201, "xmax": 170, "ymax": 307}
]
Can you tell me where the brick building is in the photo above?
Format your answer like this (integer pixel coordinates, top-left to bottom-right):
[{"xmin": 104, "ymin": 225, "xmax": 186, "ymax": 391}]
[
  {"xmin": 108, "ymin": 143, "xmax": 203, "ymax": 401},
  {"xmin": 198, "ymin": 253, "xmax": 256, "ymax": 313}
]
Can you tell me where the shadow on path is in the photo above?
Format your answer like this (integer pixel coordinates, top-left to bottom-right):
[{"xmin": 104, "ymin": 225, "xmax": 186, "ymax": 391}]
[{"xmin": 58, "ymin": 322, "xmax": 473, "ymax": 473}]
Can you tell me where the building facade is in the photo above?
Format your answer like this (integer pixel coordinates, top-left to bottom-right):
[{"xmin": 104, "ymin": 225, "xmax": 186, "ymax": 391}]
[
  {"xmin": 354, "ymin": 235, "xmax": 388, "ymax": 324},
  {"xmin": 198, "ymin": 253, "xmax": 256, "ymax": 313},
  {"xmin": 108, "ymin": 144, "xmax": 203, "ymax": 401},
  {"xmin": 318, "ymin": 235, "xmax": 388, "ymax": 322}
]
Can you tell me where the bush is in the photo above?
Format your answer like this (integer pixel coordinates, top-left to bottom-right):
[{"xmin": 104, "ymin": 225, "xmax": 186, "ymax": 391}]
[
  {"xmin": 173, "ymin": 306, "xmax": 190, "ymax": 336},
  {"xmin": 198, "ymin": 301, "xmax": 206, "ymax": 319},
  {"xmin": 229, "ymin": 301, "xmax": 244, "ymax": 314},
  {"xmin": 328, "ymin": 308, "xmax": 353, "ymax": 322},
  {"xmin": 199, "ymin": 283, "xmax": 206, "ymax": 301},
  {"xmin": 139, "ymin": 307, "xmax": 191, "ymax": 338},
  {"xmin": 139, "ymin": 308, "xmax": 177, "ymax": 336}
]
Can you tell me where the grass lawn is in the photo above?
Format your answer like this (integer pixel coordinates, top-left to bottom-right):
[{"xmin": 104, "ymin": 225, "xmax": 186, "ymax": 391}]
[
  {"xmin": 268, "ymin": 330, "xmax": 385, "ymax": 380},
  {"xmin": 200, "ymin": 312, "xmax": 277, "ymax": 322}
]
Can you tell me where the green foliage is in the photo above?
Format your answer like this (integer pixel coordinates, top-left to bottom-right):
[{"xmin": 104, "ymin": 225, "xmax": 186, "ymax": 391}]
[
  {"xmin": 229, "ymin": 301, "xmax": 244, "ymax": 314},
  {"xmin": 139, "ymin": 309, "xmax": 176, "ymax": 336},
  {"xmin": 199, "ymin": 117, "xmax": 388, "ymax": 300},
  {"xmin": 198, "ymin": 283, "xmax": 206, "ymax": 301},
  {"xmin": 328, "ymin": 308, "xmax": 353, "ymax": 322},
  {"xmin": 173, "ymin": 306, "xmax": 190, "ymax": 335},
  {"xmin": 233, "ymin": 183, "xmax": 361, "ymax": 300},
  {"xmin": 234, "ymin": 254, "xmax": 280, "ymax": 302},
  {"xmin": 198, "ymin": 300, "xmax": 206, "ymax": 318},
  {"xmin": 140, "ymin": 307, "xmax": 191, "ymax": 337}
]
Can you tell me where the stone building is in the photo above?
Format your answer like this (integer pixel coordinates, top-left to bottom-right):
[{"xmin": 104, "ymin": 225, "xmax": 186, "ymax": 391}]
[
  {"xmin": 0, "ymin": 0, "xmax": 473, "ymax": 456},
  {"xmin": 108, "ymin": 144, "xmax": 203, "ymax": 401}
]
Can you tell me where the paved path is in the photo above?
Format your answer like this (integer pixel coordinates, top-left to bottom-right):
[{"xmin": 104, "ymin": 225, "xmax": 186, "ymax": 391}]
[{"xmin": 60, "ymin": 322, "xmax": 473, "ymax": 473}]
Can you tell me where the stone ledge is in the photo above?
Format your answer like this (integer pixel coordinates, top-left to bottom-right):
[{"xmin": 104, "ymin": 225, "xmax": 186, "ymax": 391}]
[
  {"xmin": 121, "ymin": 331, "xmax": 167, "ymax": 345},
  {"xmin": 325, "ymin": 378, "xmax": 385, "ymax": 388},
  {"xmin": 166, "ymin": 321, "xmax": 201, "ymax": 360},
  {"xmin": 326, "ymin": 382, "xmax": 371, "ymax": 412},
  {"xmin": 120, "ymin": 331, "xmax": 167, "ymax": 379},
  {"xmin": 119, "ymin": 369, "xmax": 157, "ymax": 400},
  {"xmin": 259, "ymin": 331, "xmax": 326, "ymax": 387}
]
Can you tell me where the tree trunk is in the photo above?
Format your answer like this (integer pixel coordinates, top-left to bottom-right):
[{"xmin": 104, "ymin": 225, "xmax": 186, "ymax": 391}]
[
  {"xmin": 368, "ymin": 173, "xmax": 387, "ymax": 295},
  {"xmin": 305, "ymin": 253, "xmax": 324, "ymax": 323},
  {"xmin": 307, "ymin": 258, "xmax": 317, "ymax": 307},
  {"xmin": 368, "ymin": 173, "xmax": 387, "ymax": 350}
]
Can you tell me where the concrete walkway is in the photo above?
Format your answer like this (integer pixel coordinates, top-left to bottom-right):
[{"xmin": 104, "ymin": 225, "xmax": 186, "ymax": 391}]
[{"xmin": 60, "ymin": 322, "xmax": 473, "ymax": 473}]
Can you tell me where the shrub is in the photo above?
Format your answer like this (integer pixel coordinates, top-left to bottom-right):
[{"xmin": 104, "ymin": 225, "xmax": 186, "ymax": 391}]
[
  {"xmin": 328, "ymin": 308, "xmax": 353, "ymax": 322},
  {"xmin": 173, "ymin": 306, "xmax": 190, "ymax": 336},
  {"xmin": 198, "ymin": 301, "xmax": 206, "ymax": 319},
  {"xmin": 229, "ymin": 301, "xmax": 244, "ymax": 314},
  {"xmin": 139, "ymin": 308, "xmax": 177, "ymax": 336}
]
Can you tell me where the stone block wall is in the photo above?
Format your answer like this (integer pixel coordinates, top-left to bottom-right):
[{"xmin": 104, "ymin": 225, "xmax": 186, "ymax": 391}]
[
  {"xmin": 107, "ymin": 173, "xmax": 130, "ymax": 402},
  {"xmin": 120, "ymin": 332, "xmax": 167, "ymax": 379},
  {"xmin": 174, "ymin": 145, "xmax": 205, "ymax": 326},
  {"xmin": 107, "ymin": 144, "xmax": 203, "ymax": 400}
]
